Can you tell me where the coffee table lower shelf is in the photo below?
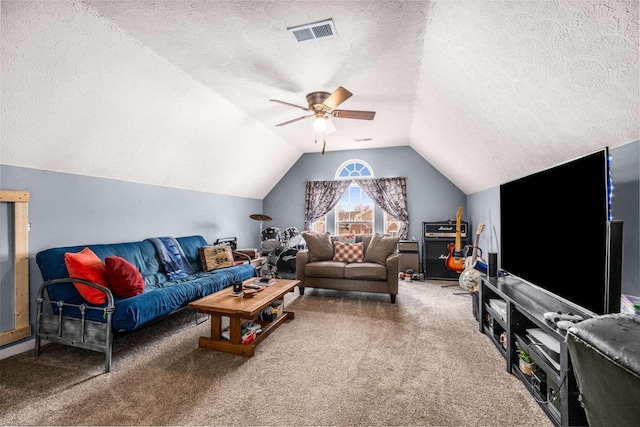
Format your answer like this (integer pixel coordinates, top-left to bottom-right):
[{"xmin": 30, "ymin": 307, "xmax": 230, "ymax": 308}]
[
  {"xmin": 189, "ymin": 278, "xmax": 299, "ymax": 357},
  {"xmin": 198, "ymin": 311, "xmax": 294, "ymax": 357}
]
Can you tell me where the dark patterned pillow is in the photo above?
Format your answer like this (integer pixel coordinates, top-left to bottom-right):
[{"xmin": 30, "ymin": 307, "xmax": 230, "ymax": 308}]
[
  {"xmin": 200, "ymin": 245, "xmax": 233, "ymax": 272},
  {"xmin": 333, "ymin": 241, "xmax": 364, "ymax": 263}
]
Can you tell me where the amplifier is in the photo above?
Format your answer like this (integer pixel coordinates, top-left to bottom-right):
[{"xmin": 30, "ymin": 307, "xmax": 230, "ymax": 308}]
[
  {"xmin": 398, "ymin": 241, "xmax": 419, "ymax": 253},
  {"xmin": 423, "ymin": 238, "xmax": 468, "ymax": 280},
  {"xmin": 423, "ymin": 221, "xmax": 468, "ymax": 239}
]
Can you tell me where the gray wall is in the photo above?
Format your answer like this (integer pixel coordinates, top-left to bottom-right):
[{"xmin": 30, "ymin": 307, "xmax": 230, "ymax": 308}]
[
  {"xmin": 263, "ymin": 146, "xmax": 467, "ymax": 243},
  {"xmin": 466, "ymin": 141, "xmax": 640, "ymax": 299},
  {"xmin": 2, "ymin": 142, "xmax": 638, "ymax": 355},
  {"xmin": 610, "ymin": 142, "xmax": 640, "ymax": 295},
  {"xmin": 0, "ymin": 165, "xmax": 262, "ymax": 351}
]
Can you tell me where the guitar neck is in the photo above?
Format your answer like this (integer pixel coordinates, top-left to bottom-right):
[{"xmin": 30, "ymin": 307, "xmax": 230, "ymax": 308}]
[
  {"xmin": 469, "ymin": 224, "xmax": 485, "ymax": 264},
  {"xmin": 454, "ymin": 207, "xmax": 462, "ymax": 251},
  {"xmin": 470, "ymin": 243, "xmax": 479, "ymax": 263}
]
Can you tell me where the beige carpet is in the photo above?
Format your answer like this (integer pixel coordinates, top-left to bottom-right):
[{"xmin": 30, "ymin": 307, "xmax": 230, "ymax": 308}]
[{"xmin": 0, "ymin": 280, "xmax": 552, "ymax": 426}]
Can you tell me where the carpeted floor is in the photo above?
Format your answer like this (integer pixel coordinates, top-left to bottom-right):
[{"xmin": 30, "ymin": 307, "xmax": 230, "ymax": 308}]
[{"xmin": 0, "ymin": 280, "xmax": 552, "ymax": 426}]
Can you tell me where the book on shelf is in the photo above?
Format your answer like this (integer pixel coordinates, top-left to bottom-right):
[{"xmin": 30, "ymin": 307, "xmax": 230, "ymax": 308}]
[
  {"xmin": 221, "ymin": 323, "xmax": 262, "ymax": 343},
  {"xmin": 526, "ymin": 328, "xmax": 560, "ymax": 371}
]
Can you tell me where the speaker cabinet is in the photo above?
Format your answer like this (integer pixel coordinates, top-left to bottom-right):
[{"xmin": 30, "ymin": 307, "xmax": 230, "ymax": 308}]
[
  {"xmin": 488, "ymin": 252, "xmax": 498, "ymax": 278},
  {"xmin": 605, "ymin": 220, "xmax": 623, "ymax": 314},
  {"xmin": 423, "ymin": 238, "xmax": 468, "ymax": 280},
  {"xmin": 398, "ymin": 240, "xmax": 420, "ymax": 273},
  {"xmin": 399, "ymin": 252, "xmax": 420, "ymax": 274}
]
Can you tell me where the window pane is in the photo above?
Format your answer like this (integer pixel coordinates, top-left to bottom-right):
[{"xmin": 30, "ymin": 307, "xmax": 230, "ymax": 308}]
[
  {"xmin": 312, "ymin": 216, "xmax": 326, "ymax": 233},
  {"xmin": 320, "ymin": 159, "xmax": 375, "ymax": 236},
  {"xmin": 384, "ymin": 212, "xmax": 400, "ymax": 237},
  {"xmin": 336, "ymin": 178, "xmax": 374, "ymax": 235}
]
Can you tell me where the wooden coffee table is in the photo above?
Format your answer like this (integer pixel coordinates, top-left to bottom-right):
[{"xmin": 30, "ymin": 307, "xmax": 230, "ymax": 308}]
[{"xmin": 188, "ymin": 278, "xmax": 298, "ymax": 356}]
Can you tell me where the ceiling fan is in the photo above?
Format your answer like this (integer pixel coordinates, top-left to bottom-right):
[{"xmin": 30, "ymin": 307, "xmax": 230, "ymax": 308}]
[{"xmin": 269, "ymin": 86, "xmax": 376, "ymax": 134}]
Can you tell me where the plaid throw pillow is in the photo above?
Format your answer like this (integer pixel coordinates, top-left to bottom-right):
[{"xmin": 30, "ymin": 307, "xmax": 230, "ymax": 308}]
[{"xmin": 333, "ymin": 241, "xmax": 364, "ymax": 263}]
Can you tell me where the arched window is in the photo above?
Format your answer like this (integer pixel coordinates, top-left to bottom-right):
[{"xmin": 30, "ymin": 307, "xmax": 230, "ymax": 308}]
[
  {"xmin": 334, "ymin": 160, "xmax": 375, "ymax": 235},
  {"xmin": 309, "ymin": 160, "xmax": 401, "ymax": 236}
]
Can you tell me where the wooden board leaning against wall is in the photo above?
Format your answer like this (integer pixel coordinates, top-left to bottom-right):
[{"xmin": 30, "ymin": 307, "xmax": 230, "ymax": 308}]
[{"xmin": 0, "ymin": 190, "xmax": 30, "ymax": 345}]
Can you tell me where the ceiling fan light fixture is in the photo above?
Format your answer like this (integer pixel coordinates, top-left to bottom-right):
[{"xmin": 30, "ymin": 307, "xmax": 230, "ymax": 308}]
[
  {"xmin": 325, "ymin": 118, "xmax": 336, "ymax": 134},
  {"xmin": 313, "ymin": 116, "xmax": 328, "ymax": 133}
]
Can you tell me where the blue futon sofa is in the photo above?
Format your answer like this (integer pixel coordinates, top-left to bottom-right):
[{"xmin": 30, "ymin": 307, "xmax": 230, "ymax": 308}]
[{"xmin": 35, "ymin": 235, "xmax": 256, "ymax": 372}]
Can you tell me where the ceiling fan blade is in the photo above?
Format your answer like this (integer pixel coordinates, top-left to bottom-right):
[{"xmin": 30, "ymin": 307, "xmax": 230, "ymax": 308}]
[
  {"xmin": 322, "ymin": 86, "xmax": 353, "ymax": 110},
  {"xmin": 275, "ymin": 114, "xmax": 314, "ymax": 126},
  {"xmin": 331, "ymin": 110, "xmax": 376, "ymax": 120},
  {"xmin": 270, "ymin": 99, "xmax": 310, "ymax": 111}
]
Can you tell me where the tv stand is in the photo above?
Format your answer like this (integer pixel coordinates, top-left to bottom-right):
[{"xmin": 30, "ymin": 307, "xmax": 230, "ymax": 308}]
[{"xmin": 479, "ymin": 275, "xmax": 591, "ymax": 427}]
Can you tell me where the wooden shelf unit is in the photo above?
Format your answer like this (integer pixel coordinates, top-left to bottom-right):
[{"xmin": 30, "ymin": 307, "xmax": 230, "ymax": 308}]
[{"xmin": 479, "ymin": 275, "xmax": 590, "ymax": 427}]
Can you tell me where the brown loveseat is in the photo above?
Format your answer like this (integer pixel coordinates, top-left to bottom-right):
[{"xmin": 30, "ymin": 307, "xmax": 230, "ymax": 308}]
[{"xmin": 296, "ymin": 233, "xmax": 399, "ymax": 303}]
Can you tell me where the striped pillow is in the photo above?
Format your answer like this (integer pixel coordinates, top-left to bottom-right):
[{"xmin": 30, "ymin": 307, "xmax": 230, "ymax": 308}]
[{"xmin": 333, "ymin": 241, "xmax": 364, "ymax": 263}]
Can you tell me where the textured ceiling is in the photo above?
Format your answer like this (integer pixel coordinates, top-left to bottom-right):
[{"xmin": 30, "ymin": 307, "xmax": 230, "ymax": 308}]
[
  {"xmin": 83, "ymin": 0, "xmax": 427, "ymax": 152},
  {"xmin": 3, "ymin": 1, "xmax": 639, "ymax": 196}
]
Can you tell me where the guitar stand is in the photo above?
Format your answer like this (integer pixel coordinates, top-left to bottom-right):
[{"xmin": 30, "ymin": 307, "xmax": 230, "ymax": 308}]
[{"xmin": 440, "ymin": 279, "xmax": 460, "ymax": 288}]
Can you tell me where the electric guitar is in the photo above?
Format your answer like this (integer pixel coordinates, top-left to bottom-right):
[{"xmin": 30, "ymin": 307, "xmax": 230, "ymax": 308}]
[
  {"xmin": 459, "ymin": 223, "xmax": 485, "ymax": 292},
  {"xmin": 445, "ymin": 208, "xmax": 465, "ymax": 273}
]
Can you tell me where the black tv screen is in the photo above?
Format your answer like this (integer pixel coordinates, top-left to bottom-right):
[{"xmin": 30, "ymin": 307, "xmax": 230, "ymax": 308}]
[{"xmin": 500, "ymin": 149, "xmax": 615, "ymax": 315}]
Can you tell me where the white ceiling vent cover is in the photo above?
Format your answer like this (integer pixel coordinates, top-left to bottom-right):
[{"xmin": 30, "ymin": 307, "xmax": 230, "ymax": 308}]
[{"xmin": 287, "ymin": 19, "xmax": 337, "ymax": 43}]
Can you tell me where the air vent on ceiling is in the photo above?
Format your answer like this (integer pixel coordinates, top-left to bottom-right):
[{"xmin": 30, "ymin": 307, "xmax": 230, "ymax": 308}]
[
  {"xmin": 287, "ymin": 19, "xmax": 337, "ymax": 43},
  {"xmin": 354, "ymin": 138, "xmax": 373, "ymax": 142}
]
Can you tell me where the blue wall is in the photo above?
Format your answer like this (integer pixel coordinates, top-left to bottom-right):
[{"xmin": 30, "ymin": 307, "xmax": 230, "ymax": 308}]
[
  {"xmin": 0, "ymin": 165, "xmax": 262, "ymax": 352},
  {"xmin": 466, "ymin": 142, "xmax": 640, "ymax": 299},
  {"xmin": 1, "ymin": 142, "xmax": 638, "ymax": 355},
  {"xmin": 263, "ymin": 146, "xmax": 467, "ymax": 243}
]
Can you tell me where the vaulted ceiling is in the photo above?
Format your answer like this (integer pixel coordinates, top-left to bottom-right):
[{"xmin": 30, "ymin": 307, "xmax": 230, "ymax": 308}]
[{"xmin": 2, "ymin": 1, "xmax": 638, "ymax": 197}]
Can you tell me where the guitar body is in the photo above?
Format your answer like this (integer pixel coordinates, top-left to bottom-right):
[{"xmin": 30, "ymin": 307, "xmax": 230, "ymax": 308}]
[
  {"xmin": 459, "ymin": 223, "xmax": 485, "ymax": 292},
  {"xmin": 446, "ymin": 242, "xmax": 465, "ymax": 273},
  {"xmin": 459, "ymin": 268, "xmax": 482, "ymax": 292},
  {"xmin": 445, "ymin": 207, "xmax": 466, "ymax": 273}
]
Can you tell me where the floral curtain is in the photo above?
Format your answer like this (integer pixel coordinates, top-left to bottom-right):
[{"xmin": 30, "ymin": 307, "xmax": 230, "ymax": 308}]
[
  {"xmin": 357, "ymin": 177, "xmax": 409, "ymax": 239},
  {"xmin": 304, "ymin": 177, "xmax": 409, "ymax": 239},
  {"xmin": 304, "ymin": 180, "xmax": 352, "ymax": 231}
]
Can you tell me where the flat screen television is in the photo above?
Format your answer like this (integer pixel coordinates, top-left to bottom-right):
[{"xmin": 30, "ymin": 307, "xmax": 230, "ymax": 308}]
[{"xmin": 500, "ymin": 148, "xmax": 622, "ymax": 316}]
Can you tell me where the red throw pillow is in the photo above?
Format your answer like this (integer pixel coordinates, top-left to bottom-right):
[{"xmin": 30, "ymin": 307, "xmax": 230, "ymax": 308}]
[
  {"xmin": 104, "ymin": 256, "xmax": 145, "ymax": 298},
  {"xmin": 333, "ymin": 241, "xmax": 365, "ymax": 263},
  {"xmin": 64, "ymin": 247, "xmax": 110, "ymax": 304}
]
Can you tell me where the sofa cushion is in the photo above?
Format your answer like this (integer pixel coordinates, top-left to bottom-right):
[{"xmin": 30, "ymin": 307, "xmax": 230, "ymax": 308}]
[
  {"xmin": 303, "ymin": 232, "xmax": 334, "ymax": 262},
  {"xmin": 333, "ymin": 241, "xmax": 364, "ymax": 263},
  {"xmin": 345, "ymin": 262, "xmax": 388, "ymax": 280},
  {"xmin": 104, "ymin": 256, "xmax": 145, "ymax": 298},
  {"xmin": 364, "ymin": 233, "xmax": 399, "ymax": 265},
  {"xmin": 305, "ymin": 261, "xmax": 346, "ymax": 279},
  {"xmin": 335, "ymin": 233, "xmax": 356, "ymax": 243},
  {"xmin": 199, "ymin": 245, "xmax": 233, "ymax": 271},
  {"xmin": 112, "ymin": 263, "xmax": 256, "ymax": 330},
  {"xmin": 64, "ymin": 247, "xmax": 110, "ymax": 305}
]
